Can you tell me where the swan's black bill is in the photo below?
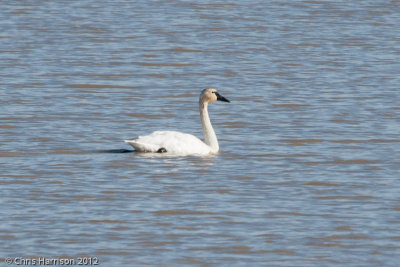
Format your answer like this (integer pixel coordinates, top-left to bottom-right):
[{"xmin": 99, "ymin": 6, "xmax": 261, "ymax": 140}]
[{"xmin": 216, "ymin": 92, "xmax": 230, "ymax": 103}]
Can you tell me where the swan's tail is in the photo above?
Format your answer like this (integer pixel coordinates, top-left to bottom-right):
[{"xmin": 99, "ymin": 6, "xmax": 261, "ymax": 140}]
[{"xmin": 124, "ymin": 139, "xmax": 159, "ymax": 153}]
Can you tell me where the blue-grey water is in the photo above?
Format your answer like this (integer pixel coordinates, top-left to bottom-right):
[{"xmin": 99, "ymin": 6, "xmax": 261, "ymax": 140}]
[{"xmin": 1, "ymin": 1, "xmax": 400, "ymax": 266}]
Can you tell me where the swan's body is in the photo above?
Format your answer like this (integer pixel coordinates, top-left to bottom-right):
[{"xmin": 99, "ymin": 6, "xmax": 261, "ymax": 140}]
[
  {"xmin": 126, "ymin": 130, "xmax": 213, "ymax": 155},
  {"xmin": 125, "ymin": 88, "xmax": 230, "ymax": 156}
]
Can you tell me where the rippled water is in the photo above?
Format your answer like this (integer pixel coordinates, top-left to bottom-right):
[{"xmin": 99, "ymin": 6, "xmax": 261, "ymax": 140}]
[{"xmin": 1, "ymin": 1, "xmax": 400, "ymax": 266}]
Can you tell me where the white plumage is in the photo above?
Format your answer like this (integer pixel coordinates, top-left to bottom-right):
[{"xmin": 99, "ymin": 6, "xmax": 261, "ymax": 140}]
[
  {"xmin": 126, "ymin": 131, "xmax": 212, "ymax": 155},
  {"xmin": 125, "ymin": 88, "xmax": 230, "ymax": 156}
]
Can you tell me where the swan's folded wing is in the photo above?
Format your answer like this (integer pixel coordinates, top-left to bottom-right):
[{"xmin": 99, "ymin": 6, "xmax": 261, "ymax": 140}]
[{"xmin": 124, "ymin": 139, "xmax": 160, "ymax": 152}]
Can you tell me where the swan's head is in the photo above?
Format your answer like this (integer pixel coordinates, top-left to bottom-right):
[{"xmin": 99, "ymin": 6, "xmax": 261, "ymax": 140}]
[{"xmin": 201, "ymin": 88, "xmax": 230, "ymax": 104}]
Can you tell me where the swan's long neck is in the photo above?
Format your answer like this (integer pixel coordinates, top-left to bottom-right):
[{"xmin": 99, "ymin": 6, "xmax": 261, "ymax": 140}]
[{"xmin": 199, "ymin": 100, "xmax": 219, "ymax": 152}]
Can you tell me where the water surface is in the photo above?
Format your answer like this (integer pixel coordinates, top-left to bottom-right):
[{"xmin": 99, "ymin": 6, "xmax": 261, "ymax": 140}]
[{"xmin": 1, "ymin": 1, "xmax": 400, "ymax": 266}]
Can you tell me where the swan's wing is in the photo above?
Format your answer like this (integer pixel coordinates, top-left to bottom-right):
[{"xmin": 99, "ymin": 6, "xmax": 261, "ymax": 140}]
[
  {"xmin": 125, "ymin": 131, "xmax": 212, "ymax": 155},
  {"xmin": 125, "ymin": 131, "xmax": 168, "ymax": 152},
  {"xmin": 124, "ymin": 139, "xmax": 160, "ymax": 153}
]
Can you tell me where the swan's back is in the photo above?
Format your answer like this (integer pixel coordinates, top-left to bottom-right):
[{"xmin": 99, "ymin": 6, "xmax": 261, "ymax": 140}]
[{"xmin": 125, "ymin": 131, "xmax": 213, "ymax": 156}]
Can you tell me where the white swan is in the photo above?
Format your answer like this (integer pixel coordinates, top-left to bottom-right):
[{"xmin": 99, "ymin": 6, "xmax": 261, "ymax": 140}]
[{"xmin": 125, "ymin": 88, "xmax": 230, "ymax": 156}]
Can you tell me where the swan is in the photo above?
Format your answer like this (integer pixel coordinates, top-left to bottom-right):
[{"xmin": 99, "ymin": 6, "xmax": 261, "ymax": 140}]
[{"xmin": 124, "ymin": 88, "xmax": 230, "ymax": 156}]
